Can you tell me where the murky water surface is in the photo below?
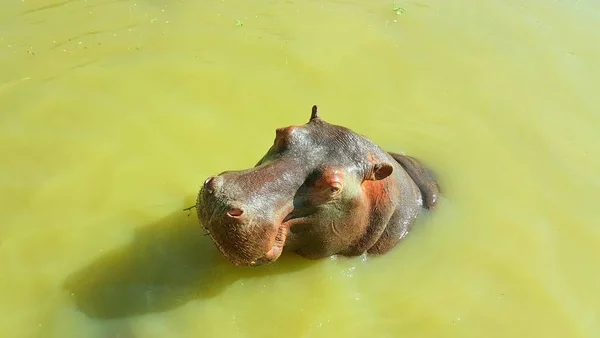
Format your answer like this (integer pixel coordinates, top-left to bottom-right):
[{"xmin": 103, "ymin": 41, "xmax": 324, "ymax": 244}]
[{"xmin": 1, "ymin": 0, "xmax": 599, "ymax": 337}]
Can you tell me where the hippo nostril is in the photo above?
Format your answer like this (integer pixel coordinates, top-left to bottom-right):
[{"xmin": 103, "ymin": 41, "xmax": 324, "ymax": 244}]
[
  {"xmin": 227, "ymin": 207, "xmax": 244, "ymax": 218},
  {"xmin": 203, "ymin": 176, "xmax": 222, "ymax": 193}
]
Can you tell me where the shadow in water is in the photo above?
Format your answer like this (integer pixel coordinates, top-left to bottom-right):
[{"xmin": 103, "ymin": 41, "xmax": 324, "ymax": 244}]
[{"xmin": 64, "ymin": 207, "xmax": 317, "ymax": 319}]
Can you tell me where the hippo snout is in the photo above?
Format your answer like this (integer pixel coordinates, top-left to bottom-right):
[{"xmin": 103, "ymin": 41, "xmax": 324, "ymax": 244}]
[
  {"xmin": 197, "ymin": 170, "xmax": 291, "ymax": 266},
  {"xmin": 203, "ymin": 175, "xmax": 222, "ymax": 193},
  {"xmin": 201, "ymin": 175, "xmax": 246, "ymax": 220}
]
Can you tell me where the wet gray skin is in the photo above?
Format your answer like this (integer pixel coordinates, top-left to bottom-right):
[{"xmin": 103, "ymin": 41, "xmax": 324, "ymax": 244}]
[{"xmin": 196, "ymin": 106, "xmax": 440, "ymax": 267}]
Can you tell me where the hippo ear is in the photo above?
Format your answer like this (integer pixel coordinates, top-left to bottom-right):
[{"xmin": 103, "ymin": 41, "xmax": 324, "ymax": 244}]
[
  {"xmin": 309, "ymin": 105, "xmax": 320, "ymax": 122},
  {"xmin": 366, "ymin": 162, "xmax": 394, "ymax": 181}
]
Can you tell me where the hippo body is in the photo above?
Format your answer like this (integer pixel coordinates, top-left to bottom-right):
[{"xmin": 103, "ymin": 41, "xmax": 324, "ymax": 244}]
[{"xmin": 196, "ymin": 106, "xmax": 440, "ymax": 266}]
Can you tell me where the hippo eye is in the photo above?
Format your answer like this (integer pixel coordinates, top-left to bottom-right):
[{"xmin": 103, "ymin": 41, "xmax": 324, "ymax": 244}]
[
  {"xmin": 273, "ymin": 128, "xmax": 289, "ymax": 149},
  {"xmin": 274, "ymin": 126, "xmax": 301, "ymax": 150},
  {"xmin": 306, "ymin": 168, "xmax": 344, "ymax": 201},
  {"xmin": 329, "ymin": 181, "xmax": 343, "ymax": 194}
]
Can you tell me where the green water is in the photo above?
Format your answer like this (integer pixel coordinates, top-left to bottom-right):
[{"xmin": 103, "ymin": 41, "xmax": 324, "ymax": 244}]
[{"xmin": 1, "ymin": 0, "xmax": 599, "ymax": 337}]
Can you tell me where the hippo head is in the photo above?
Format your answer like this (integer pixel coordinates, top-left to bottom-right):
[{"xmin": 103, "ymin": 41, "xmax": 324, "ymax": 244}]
[{"xmin": 196, "ymin": 106, "xmax": 406, "ymax": 267}]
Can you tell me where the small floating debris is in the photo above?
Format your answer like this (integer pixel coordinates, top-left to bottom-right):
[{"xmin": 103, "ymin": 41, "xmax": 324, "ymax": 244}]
[{"xmin": 392, "ymin": 2, "xmax": 407, "ymax": 15}]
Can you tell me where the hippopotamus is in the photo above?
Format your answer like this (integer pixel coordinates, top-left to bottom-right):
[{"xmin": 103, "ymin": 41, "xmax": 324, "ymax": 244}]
[{"xmin": 196, "ymin": 106, "xmax": 440, "ymax": 267}]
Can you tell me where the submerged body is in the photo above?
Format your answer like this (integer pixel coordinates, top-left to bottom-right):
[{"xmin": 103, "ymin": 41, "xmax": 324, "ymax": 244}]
[{"xmin": 196, "ymin": 106, "xmax": 440, "ymax": 266}]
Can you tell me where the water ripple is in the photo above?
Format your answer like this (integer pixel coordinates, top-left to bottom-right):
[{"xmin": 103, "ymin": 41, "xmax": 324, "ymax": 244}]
[
  {"xmin": 49, "ymin": 24, "xmax": 139, "ymax": 50},
  {"xmin": 21, "ymin": 0, "xmax": 82, "ymax": 15}
]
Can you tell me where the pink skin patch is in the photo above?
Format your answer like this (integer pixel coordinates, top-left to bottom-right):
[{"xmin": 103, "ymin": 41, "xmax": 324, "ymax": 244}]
[
  {"xmin": 262, "ymin": 226, "xmax": 289, "ymax": 261},
  {"xmin": 227, "ymin": 207, "xmax": 244, "ymax": 217}
]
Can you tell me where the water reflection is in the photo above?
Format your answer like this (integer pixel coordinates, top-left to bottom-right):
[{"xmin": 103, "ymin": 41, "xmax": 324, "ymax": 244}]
[{"xmin": 64, "ymin": 206, "xmax": 316, "ymax": 319}]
